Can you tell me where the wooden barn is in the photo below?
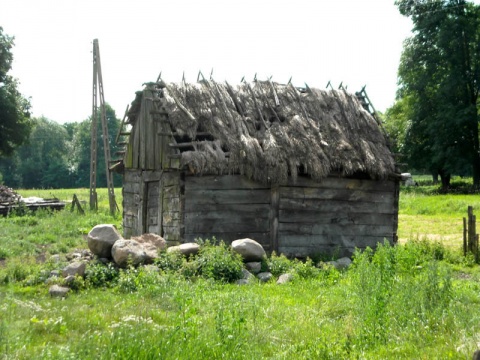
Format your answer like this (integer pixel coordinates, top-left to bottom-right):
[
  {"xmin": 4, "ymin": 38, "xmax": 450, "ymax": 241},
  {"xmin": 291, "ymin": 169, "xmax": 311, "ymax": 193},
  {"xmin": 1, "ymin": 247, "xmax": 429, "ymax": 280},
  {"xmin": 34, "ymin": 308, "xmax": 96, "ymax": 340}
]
[{"xmin": 118, "ymin": 78, "xmax": 400, "ymax": 257}]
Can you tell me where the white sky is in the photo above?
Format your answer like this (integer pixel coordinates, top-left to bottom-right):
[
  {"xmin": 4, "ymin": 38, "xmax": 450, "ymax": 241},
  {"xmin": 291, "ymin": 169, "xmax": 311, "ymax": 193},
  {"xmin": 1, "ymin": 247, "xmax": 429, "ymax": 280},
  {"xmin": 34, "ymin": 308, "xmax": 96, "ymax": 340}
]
[{"xmin": 1, "ymin": 0, "xmax": 414, "ymax": 123}]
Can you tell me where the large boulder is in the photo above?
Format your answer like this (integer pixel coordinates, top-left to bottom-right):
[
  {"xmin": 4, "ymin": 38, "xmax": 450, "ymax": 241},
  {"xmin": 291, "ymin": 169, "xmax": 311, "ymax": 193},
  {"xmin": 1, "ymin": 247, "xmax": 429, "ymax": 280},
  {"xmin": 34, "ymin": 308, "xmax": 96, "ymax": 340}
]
[
  {"xmin": 111, "ymin": 239, "xmax": 147, "ymax": 267},
  {"xmin": 131, "ymin": 233, "xmax": 167, "ymax": 262},
  {"xmin": 167, "ymin": 242, "xmax": 200, "ymax": 256},
  {"xmin": 87, "ymin": 224, "xmax": 123, "ymax": 258},
  {"xmin": 231, "ymin": 238, "xmax": 266, "ymax": 262}
]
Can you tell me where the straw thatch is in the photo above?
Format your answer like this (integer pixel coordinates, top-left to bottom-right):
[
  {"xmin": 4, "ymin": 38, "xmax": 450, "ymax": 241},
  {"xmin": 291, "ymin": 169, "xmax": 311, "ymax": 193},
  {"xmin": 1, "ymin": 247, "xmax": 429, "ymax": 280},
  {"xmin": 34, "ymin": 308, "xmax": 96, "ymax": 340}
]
[{"xmin": 129, "ymin": 80, "xmax": 396, "ymax": 185}]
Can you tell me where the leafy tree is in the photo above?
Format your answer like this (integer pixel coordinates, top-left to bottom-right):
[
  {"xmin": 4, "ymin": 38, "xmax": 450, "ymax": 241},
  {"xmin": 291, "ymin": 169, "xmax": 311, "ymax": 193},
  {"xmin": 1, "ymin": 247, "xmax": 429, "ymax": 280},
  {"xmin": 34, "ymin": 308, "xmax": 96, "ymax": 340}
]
[
  {"xmin": 395, "ymin": 0, "xmax": 480, "ymax": 188},
  {"xmin": 71, "ymin": 104, "xmax": 122, "ymax": 187},
  {"xmin": 0, "ymin": 117, "xmax": 74, "ymax": 188},
  {"xmin": 0, "ymin": 27, "xmax": 32, "ymax": 156}
]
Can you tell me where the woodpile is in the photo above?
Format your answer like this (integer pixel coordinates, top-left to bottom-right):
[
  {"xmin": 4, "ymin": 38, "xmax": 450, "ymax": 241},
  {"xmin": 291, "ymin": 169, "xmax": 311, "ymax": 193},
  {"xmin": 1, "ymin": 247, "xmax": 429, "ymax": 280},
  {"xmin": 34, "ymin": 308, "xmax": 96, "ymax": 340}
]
[{"xmin": 0, "ymin": 185, "xmax": 21, "ymax": 205}]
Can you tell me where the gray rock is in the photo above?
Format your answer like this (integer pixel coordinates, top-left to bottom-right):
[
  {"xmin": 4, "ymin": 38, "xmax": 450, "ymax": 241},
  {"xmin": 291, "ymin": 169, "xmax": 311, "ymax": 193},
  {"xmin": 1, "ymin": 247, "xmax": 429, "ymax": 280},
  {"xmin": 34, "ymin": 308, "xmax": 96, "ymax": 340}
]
[
  {"xmin": 245, "ymin": 262, "xmax": 262, "ymax": 274},
  {"xmin": 277, "ymin": 273, "xmax": 293, "ymax": 284},
  {"xmin": 62, "ymin": 261, "xmax": 86, "ymax": 278},
  {"xmin": 64, "ymin": 275, "xmax": 76, "ymax": 285},
  {"xmin": 132, "ymin": 233, "xmax": 167, "ymax": 251},
  {"xmin": 167, "ymin": 242, "xmax": 200, "ymax": 256},
  {"xmin": 87, "ymin": 224, "xmax": 123, "ymax": 258},
  {"xmin": 257, "ymin": 272, "xmax": 273, "ymax": 283},
  {"xmin": 231, "ymin": 238, "xmax": 266, "ymax": 262},
  {"xmin": 49, "ymin": 285, "xmax": 70, "ymax": 298},
  {"xmin": 50, "ymin": 270, "xmax": 60, "ymax": 278},
  {"xmin": 241, "ymin": 268, "xmax": 254, "ymax": 280},
  {"xmin": 111, "ymin": 239, "xmax": 147, "ymax": 267},
  {"xmin": 328, "ymin": 257, "xmax": 352, "ymax": 270}
]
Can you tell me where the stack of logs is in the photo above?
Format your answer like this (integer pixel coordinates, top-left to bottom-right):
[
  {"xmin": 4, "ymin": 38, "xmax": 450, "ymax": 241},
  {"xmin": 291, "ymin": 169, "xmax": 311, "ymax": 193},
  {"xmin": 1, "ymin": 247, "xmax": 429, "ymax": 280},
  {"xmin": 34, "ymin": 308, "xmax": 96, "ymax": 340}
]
[{"xmin": 463, "ymin": 206, "xmax": 479, "ymax": 262}]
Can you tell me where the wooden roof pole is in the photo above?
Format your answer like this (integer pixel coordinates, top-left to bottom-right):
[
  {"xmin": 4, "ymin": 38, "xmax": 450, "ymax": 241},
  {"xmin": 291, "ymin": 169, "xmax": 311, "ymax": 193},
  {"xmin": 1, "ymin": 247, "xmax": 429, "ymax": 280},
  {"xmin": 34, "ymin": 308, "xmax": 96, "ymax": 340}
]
[{"xmin": 90, "ymin": 39, "xmax": 118, "ymax": 215}]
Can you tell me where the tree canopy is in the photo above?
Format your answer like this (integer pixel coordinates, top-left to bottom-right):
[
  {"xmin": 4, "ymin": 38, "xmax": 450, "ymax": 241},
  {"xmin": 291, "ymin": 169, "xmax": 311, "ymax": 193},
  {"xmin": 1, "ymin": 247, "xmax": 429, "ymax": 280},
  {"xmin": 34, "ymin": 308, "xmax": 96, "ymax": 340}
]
[
  {"xmin": 393, "ymin": 0, "xmax": 480, "ymax": 188},
  {"xmin": 0, "ymin": 27, "xmax": 32, "ymax": 156}
]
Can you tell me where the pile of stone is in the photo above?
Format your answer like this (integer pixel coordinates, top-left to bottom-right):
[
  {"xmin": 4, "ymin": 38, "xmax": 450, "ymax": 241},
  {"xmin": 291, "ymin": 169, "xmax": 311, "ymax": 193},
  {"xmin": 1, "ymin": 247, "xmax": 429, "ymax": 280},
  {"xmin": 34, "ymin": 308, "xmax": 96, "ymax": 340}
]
[
  {"xmin": 0, "ymin": 185, "xmax": 21, "ymax": 204},
  {"xmin": 49, "ymin": 224, "xmax": 352, "ymax": 297}
]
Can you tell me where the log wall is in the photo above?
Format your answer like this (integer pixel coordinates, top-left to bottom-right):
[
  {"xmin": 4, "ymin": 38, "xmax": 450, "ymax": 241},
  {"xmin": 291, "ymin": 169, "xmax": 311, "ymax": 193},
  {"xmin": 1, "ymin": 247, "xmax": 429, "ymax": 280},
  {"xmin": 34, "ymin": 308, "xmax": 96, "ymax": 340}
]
[
  {"xmin": 184, "ymin": 175, "xmax": 272, "ymax": 250},
  {"xmin": 276, "ymin": 177, "xmax": 398, "ymax": 257},
  {"xmin": 124, "ymin": 172, "xmax": 398, "ymax": 258}
]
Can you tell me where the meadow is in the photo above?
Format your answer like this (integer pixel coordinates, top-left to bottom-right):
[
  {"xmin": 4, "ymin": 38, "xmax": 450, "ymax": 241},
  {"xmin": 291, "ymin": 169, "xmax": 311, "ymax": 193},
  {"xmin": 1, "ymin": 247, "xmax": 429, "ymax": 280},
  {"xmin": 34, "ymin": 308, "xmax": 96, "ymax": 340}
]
[{"xmin": 1, "ymin": 183, "xmax": 480, "ymax": 359}]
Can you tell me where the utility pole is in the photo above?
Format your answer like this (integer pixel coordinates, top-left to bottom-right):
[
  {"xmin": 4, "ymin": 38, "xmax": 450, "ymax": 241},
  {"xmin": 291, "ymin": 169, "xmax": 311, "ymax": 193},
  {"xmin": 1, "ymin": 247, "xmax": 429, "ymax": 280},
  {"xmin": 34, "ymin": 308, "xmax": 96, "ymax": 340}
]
[{"xmin": 90, "ymin": 39, "xmax": 117, "ymax": 215}]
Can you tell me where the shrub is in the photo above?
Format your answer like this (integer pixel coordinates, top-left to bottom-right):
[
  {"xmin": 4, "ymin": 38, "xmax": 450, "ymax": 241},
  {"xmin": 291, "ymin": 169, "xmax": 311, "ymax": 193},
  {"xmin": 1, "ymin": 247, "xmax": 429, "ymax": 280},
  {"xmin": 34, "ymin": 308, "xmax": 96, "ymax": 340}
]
[
  {"xmin": 292, "ymin": 258, "xmax": 320, "ymax": 279},
  {"xmin": 195, "ymin": 241, "xmax": 243, "ymax": 282},
  {"xmin": 267, "ymin": 252, "xmax": 293, "ymax": 276},
  {"xmin": 85, "ymin": 262, "xmax": 119, "ymax": 288},
  {"xmin": 155, "ymin": 250, "xmax": 184, "ymax": 272}
]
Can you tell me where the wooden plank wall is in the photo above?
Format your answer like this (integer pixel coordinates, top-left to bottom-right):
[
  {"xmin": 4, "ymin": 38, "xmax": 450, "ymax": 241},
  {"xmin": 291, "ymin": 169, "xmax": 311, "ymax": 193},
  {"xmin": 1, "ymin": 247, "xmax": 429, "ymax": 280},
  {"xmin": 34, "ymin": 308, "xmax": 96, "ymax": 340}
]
[
  {"xmin": 277, "ymin": 177, "xmax": 398, "ymax": 257},
  {"xmin": 184, "ymin": 175, "xmax": 272, "ymax": 250},
  {"xmin": 125, "ymin": 89, "xmax": 164, "ymax": 171},
  {"xmin": 123, "ymin": 169, "xmax": 162, "ymax": 238},
  {"xmin": 162, "ymin": 172, "xmax": 183, "ymax": 245},
  {"xmin": 123, "ymin": 170, "xmax": 142, "ymax": 238}
]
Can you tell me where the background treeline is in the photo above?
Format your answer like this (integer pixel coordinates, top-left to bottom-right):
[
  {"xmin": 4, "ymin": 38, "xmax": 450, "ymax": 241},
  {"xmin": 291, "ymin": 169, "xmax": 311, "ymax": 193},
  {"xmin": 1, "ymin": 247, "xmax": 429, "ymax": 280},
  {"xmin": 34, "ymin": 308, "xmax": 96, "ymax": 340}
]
[{"xmin": 0, "ymin": 104, "xmax": 123, "ymax": 189}]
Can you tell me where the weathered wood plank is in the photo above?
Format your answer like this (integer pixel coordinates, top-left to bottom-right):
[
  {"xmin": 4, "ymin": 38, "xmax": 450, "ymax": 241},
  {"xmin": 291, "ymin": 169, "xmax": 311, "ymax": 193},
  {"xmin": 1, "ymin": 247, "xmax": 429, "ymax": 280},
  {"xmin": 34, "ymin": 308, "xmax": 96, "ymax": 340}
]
[
  {"xmin": 185, "ymin": 217, "xmax": 269, "ymax": 233},
  {"xmin": 163, "ymin": 185, "xmax": 181, "ymax": 198},
  {"xmin": 287, "ymin": 176, "xmax": 396, "ymax": 192},
  {"xmin": 279, "ymin": 199, "xmax": 394, "ymax": 215},
  {"xmin": 184, "ymin": 203, "xmax": 270, "ymax": 214},
  {"xmin": 280, "ymin": 186, "xmax": 395, "ymax": 204},
  {"xmin": 185, "ymin": 189, "xmax": 270, "ymax": 205},
  {"xmin": 185, "ymin": 175, "xmax": 270, "ymax": 190},
  {"xmin": 124, "ymin": 170, "xmax": 141, "ymax": 183},
  {"xmin": 124, "ymin": 182, "xmax": 141, "ymax": 194},
  {"xmin": 163, "ymin": 172, "xmax": 181, "ymax": 187},
  {"xmin": 279, "ymin": 223, "xmax": 394, "ymax": 237},
  {"xmin": 270, "ymin": 186, "xmax": 279, "ymax": 253},
  {"xmin": 163, "ymin": 211, "xmax": 181, "ymax": 226},
  {"xmin": 143, "ymin": 170, "xmax": 162, "ymax": 182},
  {"xmin": 278, "ymin": 234, "xmax": 393, "ymax": 248},
  {"xmin": 278, "ymin": 210, "xmax": 394, "ymax": 225},
  {"xmin": 163, "ymin": 197, "xmax": 180, "ymax": 212},
  {"xmin": 132, "ymin": 120, "xmax": 140, "ymax": 169},
  {"xmin": 145, "ymin": 93, "xmax": 155, "ymax": 170},
  {"xmin": 185, "ymin": 207, "xmax": 269, "ymax": 220}
]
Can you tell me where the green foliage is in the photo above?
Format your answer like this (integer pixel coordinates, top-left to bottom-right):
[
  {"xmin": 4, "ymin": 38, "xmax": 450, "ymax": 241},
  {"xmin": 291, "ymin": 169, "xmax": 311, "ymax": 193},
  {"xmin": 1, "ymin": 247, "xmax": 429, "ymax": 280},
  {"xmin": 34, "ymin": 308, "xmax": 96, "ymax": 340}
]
[
  {"xmin": 154, "ymin": 249, "xmax": 184, "ymax": 272},
  {"xmin": 395, "ymin": 0, "xmax": 480, "ymax": 186},
  {"xmin": 85, "ymin": 262, "xmax": 119, "ymax": 288},
  {"xmin": 195, "ymin": 241, "xmax": 243, "ymax": 282},
  {"xmin": 0, "ymin": 27, "xmax": 32, "ymax": 157},
  {"xmin": 292, "ymin": 258, "xmax": 321, "ymax": 279},
  {"xmin": 267, "ymin": 251, "xmax": 293, "ymax": 276}
]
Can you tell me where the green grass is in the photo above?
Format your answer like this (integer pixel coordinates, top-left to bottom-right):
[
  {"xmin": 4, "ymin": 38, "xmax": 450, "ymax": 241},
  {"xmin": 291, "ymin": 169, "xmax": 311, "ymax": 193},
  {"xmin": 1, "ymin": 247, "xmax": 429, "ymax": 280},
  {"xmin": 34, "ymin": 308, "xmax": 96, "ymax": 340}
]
[{"xmin": 1, "ymin": 186, "xmax": 480, "ymax": 358}]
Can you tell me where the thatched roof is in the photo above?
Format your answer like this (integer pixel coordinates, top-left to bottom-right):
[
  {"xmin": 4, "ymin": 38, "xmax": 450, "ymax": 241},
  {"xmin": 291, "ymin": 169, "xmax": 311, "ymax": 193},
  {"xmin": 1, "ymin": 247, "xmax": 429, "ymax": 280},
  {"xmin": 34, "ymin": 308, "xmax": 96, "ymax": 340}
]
[{"xmin": 128, "ymin": 79, "xmax": 396, "ymax": 185}]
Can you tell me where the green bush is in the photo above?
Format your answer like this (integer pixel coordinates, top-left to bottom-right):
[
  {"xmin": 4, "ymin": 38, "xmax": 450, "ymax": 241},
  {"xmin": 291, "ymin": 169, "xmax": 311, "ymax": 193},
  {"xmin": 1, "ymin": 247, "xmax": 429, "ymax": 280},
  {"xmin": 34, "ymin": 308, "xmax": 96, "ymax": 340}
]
[
  {"xmin": 85, "ymin": 262, "xmax": 119, "ymax": 288},
  {"xmin": 292, "ymin": 258, "xmax": 320, "ymax": 279},
  {"xmin": 155, "ymin": 250, "xmax": 184, "ymax": 272},
  {"xmin": 267, "ymin": 252, "xmax": 293, "ymax": 276},
  {"xmin": 195, "ymin": 241, "xmax": 243, "ymax": 282}
]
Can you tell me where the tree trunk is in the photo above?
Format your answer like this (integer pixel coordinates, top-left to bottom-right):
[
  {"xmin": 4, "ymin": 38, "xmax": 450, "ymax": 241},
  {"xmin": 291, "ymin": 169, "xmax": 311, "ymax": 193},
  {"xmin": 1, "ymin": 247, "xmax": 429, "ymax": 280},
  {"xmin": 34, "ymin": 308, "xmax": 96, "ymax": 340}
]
[{"xmin": 438, "ymin": 169, "xmax": 451, "ymax": 191}]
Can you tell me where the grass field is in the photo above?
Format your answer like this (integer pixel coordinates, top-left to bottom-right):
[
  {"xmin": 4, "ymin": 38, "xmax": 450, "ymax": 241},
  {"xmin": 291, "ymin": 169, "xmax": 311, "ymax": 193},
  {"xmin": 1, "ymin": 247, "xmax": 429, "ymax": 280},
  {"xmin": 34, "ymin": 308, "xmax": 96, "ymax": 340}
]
[{"xmin": 1, "ymin": 184, "xmax": 480, "ymax": 359}]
